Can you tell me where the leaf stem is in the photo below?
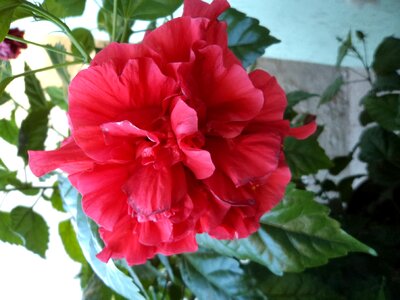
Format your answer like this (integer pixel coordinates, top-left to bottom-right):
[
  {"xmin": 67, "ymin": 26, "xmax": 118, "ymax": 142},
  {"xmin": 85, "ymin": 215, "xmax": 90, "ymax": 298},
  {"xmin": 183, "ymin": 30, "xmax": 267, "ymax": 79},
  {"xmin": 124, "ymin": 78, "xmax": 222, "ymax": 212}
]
[
  {"xmin": 21, "ymin": 1, "xmax": 91, "ymax": 63},
  {"xmin": 5, "ymin": 34, "xmax": 83, "ymax": 60},
  {"xmin": 1, "ymin": 186, "xmax": 54, "ymax": 192},
  {"xmin": 111, "ymin": 0, "xmax": 118, "ymax": 42}
]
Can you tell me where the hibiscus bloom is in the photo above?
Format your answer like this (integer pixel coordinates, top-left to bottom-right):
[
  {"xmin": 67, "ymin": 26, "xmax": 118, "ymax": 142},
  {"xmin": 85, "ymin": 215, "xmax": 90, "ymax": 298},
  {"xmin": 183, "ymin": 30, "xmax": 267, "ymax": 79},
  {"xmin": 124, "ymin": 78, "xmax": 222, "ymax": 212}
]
[
  {"xmin": 0, "ymin": 28, "xmax": 27, "ymax": 60},
  {"xmin": 29, "ymin": 0, "xmax": 316, "ymax": 265}
]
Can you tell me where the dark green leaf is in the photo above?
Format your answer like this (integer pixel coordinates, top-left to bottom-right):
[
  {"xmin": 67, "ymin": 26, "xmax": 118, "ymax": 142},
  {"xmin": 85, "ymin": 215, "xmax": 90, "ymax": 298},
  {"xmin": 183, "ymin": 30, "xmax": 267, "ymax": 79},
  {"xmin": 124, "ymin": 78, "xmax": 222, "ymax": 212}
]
[
  {"xmin": 48, "ymin": 183, "xmax": 65, "ymax": 211},
  {"xmin": 46, "ymin": 86, "xmax": 68, "ymax": 110},
  {"xmin": 83, "ymin": 273, "xmax": 114, "ymax": 300},
  {"xmin": 0, "ymin": 91, "xmax": 11, "ymax": 106},
  {"xmin": 179, "ymin": 250, "xmax": 252, "ymax": 300},
  {"xmin": 372, "ymin": 36, "xmax": 400, "ymax": 75},
  {"xmin": 71, "ymin": 28, "xmax": 95, "ymax": 57},
  {"xmin": 286, "ymin": 90, "xmax": 319, "ymax": 107},
  {"xmin": 42, "ymin": 0, "xmax": 86, "ymax": 18},
  {"xmin": 24, "ymin": 63, "xmax": 47, "ymax": 109},
  {"xmin": 59, "ymin": 219, "xmax": 85, "ymax": 263},
  {"xmin": 47, "ymin": 43, "xmax": 70, "ymax": 85},
  {"xmin": 0, "ymin": 211, "xmax": 23, "ymax": 245},
  {"xmin": 336, "ymin": 31, "xmax": 352, "ymax": 67},
  {"xmin": 359, "ymin": 109, "xmax": 373, "ymax": 126},
  {"xmin": 220, "ymin": 8, "xmax": 280, "ymax": 68},
  {"xmin": 0, "ymin": 0, "xmax": 22, "ymax": 42},
  {"xmin": 58, "ymin": 176, "xmax": 144, "ymax": 300},
  {"xmin": 329, "ymin": 154, "xmax": 353, "ymax": 175},
  {"xmin": 359, "ymin": 126, "xmax": 400, "ymax": 186},
  {"xmin": 102, "ymin": 0, "xmax": 182, "ymax": 20},
  {"xmin": 0, "ymin": 77, "xmax": 13, "ymax": 97},
  {"xmin": 18, "ymin": 108, "xmax": 50, "ymax": 163},
  {"xmin": 0, "ymin": 164, "xmax": 17, "ymax": 189},
  {"xmin": 284, "ymin": 136, "xmax": 333, "ymax": 178},
  {"xmin": 364, "ymin": 94, "xmax": 400, "ymax": 131},
  {"xmin": 198, "ymin": 186, "xmax": 376, "ymax": 275},
  {"xmin": 10, "ymin": 206, "xmax": 49, "ymax": 257},
  {"xmin": 248, "ymin": 264, "xmax": 341, "ymax": 300},
  {"xmin": 373, "ymin": 73, "xmax": 400, "ymax": 92},
  {"xmin": 0, "ymin": 115, "xmax": 18, "ymax": 145},
  {"xmin": 0, "ymin": 60, "xmax": 13, "ymax": 97},
  {"xmin": 319, "ymin": 75, "xmax": 344, "ymax": 105},
  {"xmin": 356, "ymin": 30, "xmax": 366, "ymax": 41}
]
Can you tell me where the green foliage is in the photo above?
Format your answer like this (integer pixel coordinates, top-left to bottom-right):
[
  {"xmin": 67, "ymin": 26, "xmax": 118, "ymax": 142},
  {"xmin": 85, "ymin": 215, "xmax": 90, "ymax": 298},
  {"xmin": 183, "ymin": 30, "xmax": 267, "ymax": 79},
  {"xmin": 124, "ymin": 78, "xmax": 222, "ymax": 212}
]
[
  {"xmin": 46, "ymin": 86, "xmax": 68, "ymax": 110},
  {"xmin": 58, "ymin": 177, "xmax": 145, "ymax": 300},
  {"xmin": 220, "ymin": 8, "xmax": 280, "ymax": 68},
  {"xmin": 0, "ymin": 111, "xmax": 18, "ymax": 145},
  {"xmin": 24, "ymin": 63, "xmax": 48, "ymax": 109},
  {"xmin": 46, "ymin": 43, "xmax": 71, "ymax": 85},
  {"xmin": 336, "ymin": 31, "xmax": 352, "ymax": 67},
  {"xmin": 0, "ymin": 0, "xmax": 22, "ymax": 42},
  {"xmin": 0, "ymin": 60, "xmax": 12, "ymax": 96},
  {"xmin": 102, "ymin": 0, "xmax": 182, "ymax": 20},
  {"xmin": 319, "ymin": 75, "xmax": 344, "ymax": 105},
  {"xmin": 71, "ymin": 28, "xmax": 95, "ymax": 56},
  {"xmin": 0, "ymin": 91, "xmax": 11, "ymax": 106},
  {"xmin": 59, "ymin": 219, "xmax": 86, "ymax": 263},
  {"xmin": 284, "ymin": 135, "xmax": 333, "ymax": 178},
  {"xmin": 0, "ymin": 211, "xmax": 24, "ymax": 245},
  {"xmin": 42, "ymin": 0, "xmax": 86, "ymax": 18},
  {"xmin": 198, "ymin": 186, "xmax": 375, "ymax": 275},
  {"xmin": 97, "ymin": 7, "xmax": 133, "ymax": 43},
  {"xmin": 364, "ymin": 94, "xmax": 400, "ymax": 131},
  {"xmin": 179, "ymin": 250, "xmax": 260, "ymax": 300},
  {"xmin": 372, "ymin": 36, "xmax": 400, "ymax": 75},
  {"xmin": 10, "ymin": 206, "xmax": 49, "ymax": 257},
  {"xmin": 286, "ymin": 90, "xmax": 319, "ymax": 107}
]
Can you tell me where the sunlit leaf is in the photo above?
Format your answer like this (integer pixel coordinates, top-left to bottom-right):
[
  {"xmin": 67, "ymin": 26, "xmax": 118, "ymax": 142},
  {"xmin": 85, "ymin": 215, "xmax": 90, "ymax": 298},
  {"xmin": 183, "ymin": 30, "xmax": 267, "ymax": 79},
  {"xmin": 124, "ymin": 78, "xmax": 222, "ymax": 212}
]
[
  {"xmin": 59, "ymin": 219, "xmax": 86, "ymax": 263},
  {"xmin": 220, "ymin": 8, "xmax": 279, "ymax": 68},
  {"xmin": 0, "ymin": 0, "xmax": 22, "ymax": 42},
  {"xmin": 42, "ymin": 0, "xmax": 86, "ymax": 18},
  {"xmin": 71, "ymin": 28, "xmax": 95, "ymax": 56},
  {"xmin": 0, "ymin": 211, "xmax": 24, "ymax": 245}
]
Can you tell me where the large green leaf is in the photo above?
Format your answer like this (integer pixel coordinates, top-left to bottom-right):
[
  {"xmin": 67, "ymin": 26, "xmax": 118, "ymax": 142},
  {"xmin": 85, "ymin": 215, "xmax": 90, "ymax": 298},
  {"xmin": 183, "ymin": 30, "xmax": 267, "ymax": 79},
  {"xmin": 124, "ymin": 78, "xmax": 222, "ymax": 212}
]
[
  {"xmin": 18, "ymin": 108, "xmax": 50, "ymax": 163},
  {"xmin": 319, "ymin": 75, "xmax": 344, "ymax": 105},
  {"xmin": 71, "ymin": 28, "xmax": 95, "ymax": 56},
  {"xmin": 372, "ymin": 37, "xmax": 400, "ymax": 75},
  {"xmin": 0, "ymin": 211, "xmax": 24, "ymax": 245},
  {"xmin": 102, "ymin": 0, "xmax": 182, "ymax": 21},
  {"xmin": 197, "ymin": 186, "xmax": 376, "ymax": 275},
  {"xmin": 59, "ymin": 219, "xmax": 86, "ymax": 263},
  {"xmin": 284, "ymin": 135, "xmax": 333, "ymax": 178},
  {"xmin": 10, "ymin": 206, "xmax": 49, "ymax": 257},
  {"xmin": 42, "ymin": 0, "xmax": 86, "ymax": 18},
  {"xmin": 359, "ymin": 126, "xmax": 400, "ymax": 186},
  {"xmin": 24, "ymin": 63, "xmax": 47, "ymax": 109},
  {"xmin": 364, "ymin": 94, "xmax": 400, "ymax": 131},
  {"xmin": 0, "ymin": 0, "xmax": 22, "ymax": 42},
  {"xmin": 179, "ymin": 250, "xmax": 261, "ymax": 300},
  {"xmin": 58, "ymin": 177, "xmax": 145, "ymax": 300},
  {"xmin": 219, "ymin": 8, "xmax": 279, "ymax": 68}
]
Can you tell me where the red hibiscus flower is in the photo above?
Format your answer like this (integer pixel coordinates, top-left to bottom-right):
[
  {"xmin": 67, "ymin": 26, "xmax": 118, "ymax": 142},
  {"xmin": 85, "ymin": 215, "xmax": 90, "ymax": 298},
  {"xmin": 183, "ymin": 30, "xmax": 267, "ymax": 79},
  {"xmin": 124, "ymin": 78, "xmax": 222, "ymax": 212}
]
[
  {"xmin": 0, "ymin": 28, "xmax": 27, "ymax": 60},
  {"xmin": 29, "ymin": 0, "xmax": 316, "ymax": 265}
]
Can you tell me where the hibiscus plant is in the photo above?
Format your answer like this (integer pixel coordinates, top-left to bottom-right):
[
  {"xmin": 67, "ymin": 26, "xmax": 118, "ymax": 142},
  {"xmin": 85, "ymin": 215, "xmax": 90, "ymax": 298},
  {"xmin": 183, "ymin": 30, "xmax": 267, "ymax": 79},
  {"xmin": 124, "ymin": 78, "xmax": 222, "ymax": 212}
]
[{"xmin": 0, "ymin": 0, "xmax": 399, "ymax": 299}]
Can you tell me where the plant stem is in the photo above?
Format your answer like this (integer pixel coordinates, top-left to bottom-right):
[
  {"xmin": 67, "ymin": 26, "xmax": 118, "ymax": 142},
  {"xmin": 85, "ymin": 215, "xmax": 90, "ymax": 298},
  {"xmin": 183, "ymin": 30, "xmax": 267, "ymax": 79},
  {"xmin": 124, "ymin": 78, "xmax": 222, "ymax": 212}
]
[
  {"xmin": 21, "ymin": 1, "xmax": 91, "ymax": 63},
  {"xmin": 11, "ymin": 61, "xmax": 82, "ymax": 81},
  {"xmin": 112, "ymin": 0, "xmax": 118, "ymax": 42},
  {"xmin": 5, "ymin": 34, "xmax": 83, "ymax": 60},
  {"xmin": 0, "ymin": 186, "xmax": 54, "ymax": 192}
]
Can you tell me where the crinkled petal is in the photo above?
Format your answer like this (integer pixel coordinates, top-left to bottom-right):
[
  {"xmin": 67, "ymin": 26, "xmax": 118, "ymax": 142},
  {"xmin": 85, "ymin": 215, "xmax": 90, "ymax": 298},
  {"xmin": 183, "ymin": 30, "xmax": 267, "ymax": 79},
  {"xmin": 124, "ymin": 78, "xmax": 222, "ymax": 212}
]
[
  {"xmin": 138, "ymin": 218, "xmax": 173, "ymax": 246},
  {"xmin": 183, "ymin": 0, "xmax": 230, "ymax": 19}
]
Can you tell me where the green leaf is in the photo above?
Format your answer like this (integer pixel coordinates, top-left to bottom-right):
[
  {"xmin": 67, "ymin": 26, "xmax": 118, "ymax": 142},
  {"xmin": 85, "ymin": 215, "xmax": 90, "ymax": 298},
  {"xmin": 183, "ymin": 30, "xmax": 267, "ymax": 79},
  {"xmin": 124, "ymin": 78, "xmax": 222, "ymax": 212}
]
[
  {"xmin": 319, "ymin": 75, "xmax": 344, "ymax": 105},
  {"xmin": 102, "ymin": 0, "xmax": 182, "ymax": 20},
  {"xmin": 359, "ymin": 126, "xmax": 400, "ymax": 186},
  {"xmin": 0, "ymin": 77, "xmax": 13, "ymax": 97},
  {"xmin": 0, "ymin": 90, "xmax": 11, "ymax": 106},
  {"xmin": 0, "ymin": 0, "xmax": 22, "ymax": 42},
  {"xmin": 0, "ymin": 60, "xmax": 12, "ymax": 81},
  {"xmin": 46, "ymin": 86, "xmax": 68, "ymax": 110},
  {"xmin": 0, "ymin": 116, "xmax": 18, "ymax": 145},
  {"xmin": 97, "ymin": 7, "xmax": 133, "ymax": 43},
  {"xmin": 373, "ymin": 73, "xmax": 400, "ymax": 93},
  {"xmin": 82, "ymin": 273, "xmax": 114, "ymax": 300},
  {"xmin": 372, "ymin": 36, "xmax": 400, "ymax": 75},
  {"xmin": 0, "ymin": 211, "xmax": 23, "ymax": 245},
  {"xmin": 247, "ymin": 264, "xmax": 341, "ymax": 300},
  {"xmin": 58, "ymin": 176, "xmax": 145, "ymax": 300},
  {"xmin": 71, "ymin": 28, "xmax": 95, "ymax": 57},
  {"xmin": 364, "ymin": 94, "xmax": 400, "ymax": 131},
  {"xmin": 10, "ymin": 206, "xmax": 49, "ymax": 257},
  {"xmin": 179, "ymin": 250, "xmax": 253, "ymax": 300},
  {"xmin": 43, "ymin": 183, "xmax": 65, "ymax": 211},
  {"xmin": 198, "ymin": 186, "xmax": 376, "ymax": 275},
  {"xmin": 284, "ymin": 135, "xmax": 333, "ymax": 178},
  {"xmin": 286, "ymin": 90, "xmax": 319, "ymax": 107},
  {"xmin": 18, "ymin": 108, "xmax": 50, "ymax": 163},
  {"xmin": 47, "ymin": 43, "xmax": 71, "ymax": 85},
  {"xmin": 220, "ymin": 8, "xmax": 280, "ymax": 68},
  {"xmin": 59, "ymin": 219, "xmax": 86, "ymax": 263},
  {"xmin": 24, "ymin": 63, "xmax": 47, "ymax": 109},
  {"xmin": 329, "ymin": 154, "xmax": 353, "ymax": 175},
  {"xmin": 42, "ymin": 0, "xmax": 86, "ymax": 18},
  {"xmin": 336, "ymin": 31, "xmax": 352, "ymax": 67}
]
